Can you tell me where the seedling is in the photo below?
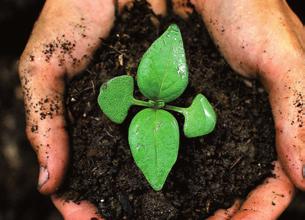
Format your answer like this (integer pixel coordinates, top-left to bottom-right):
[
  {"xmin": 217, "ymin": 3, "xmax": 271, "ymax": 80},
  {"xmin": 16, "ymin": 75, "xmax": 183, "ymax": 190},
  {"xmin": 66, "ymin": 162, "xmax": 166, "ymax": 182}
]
[{"xmin": 98, "ymin": 24, "xmax": 216, "ymax": 191}]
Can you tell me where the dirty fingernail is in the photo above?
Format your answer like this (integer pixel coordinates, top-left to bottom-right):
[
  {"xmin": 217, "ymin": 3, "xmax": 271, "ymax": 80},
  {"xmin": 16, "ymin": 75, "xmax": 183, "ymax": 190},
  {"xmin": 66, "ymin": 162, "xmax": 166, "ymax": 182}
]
[
  {"xmin": 303, "ymin": 165, "xmax": 305, "ymax": 178},
  {"xmin": 38, "ymin": 166, "xmax": 49, "ymax": 189}
]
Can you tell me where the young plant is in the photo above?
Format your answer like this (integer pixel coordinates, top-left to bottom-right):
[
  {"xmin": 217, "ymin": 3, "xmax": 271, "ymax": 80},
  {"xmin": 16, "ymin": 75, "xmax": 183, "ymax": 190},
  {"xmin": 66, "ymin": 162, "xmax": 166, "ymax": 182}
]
[{"xmin": 98, "ymin": 24, "xmax": 217, "ymax": 191}]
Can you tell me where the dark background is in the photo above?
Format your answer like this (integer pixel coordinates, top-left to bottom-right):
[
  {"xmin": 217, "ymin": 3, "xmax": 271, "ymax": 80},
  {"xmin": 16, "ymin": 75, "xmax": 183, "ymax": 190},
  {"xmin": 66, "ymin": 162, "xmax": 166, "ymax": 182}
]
[{"xmin": 0, "ymin": 0, "xmax": 304, "ymax": 219}]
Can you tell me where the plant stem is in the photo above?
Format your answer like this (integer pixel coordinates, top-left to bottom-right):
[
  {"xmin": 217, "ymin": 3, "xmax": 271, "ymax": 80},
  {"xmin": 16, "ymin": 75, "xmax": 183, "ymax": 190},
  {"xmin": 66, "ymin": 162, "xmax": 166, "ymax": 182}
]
[
  {"xmin": 133, "ymin": 99, "xmax": 185, "ymax": 114},
  {"xmin": 164, "ymin": 105, "xmax": 185, "ymax": 114},
  {"xmin": 132, "ymin": 98, "xmax": 154, "ymax": 107}
]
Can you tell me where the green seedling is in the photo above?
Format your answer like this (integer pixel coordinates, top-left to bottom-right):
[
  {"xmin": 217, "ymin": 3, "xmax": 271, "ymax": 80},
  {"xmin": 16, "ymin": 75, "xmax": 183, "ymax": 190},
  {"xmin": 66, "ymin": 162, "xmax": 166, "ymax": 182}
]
[{"xmin": 98, "ymin": 24, "xmax": 217, "ymax": 191}]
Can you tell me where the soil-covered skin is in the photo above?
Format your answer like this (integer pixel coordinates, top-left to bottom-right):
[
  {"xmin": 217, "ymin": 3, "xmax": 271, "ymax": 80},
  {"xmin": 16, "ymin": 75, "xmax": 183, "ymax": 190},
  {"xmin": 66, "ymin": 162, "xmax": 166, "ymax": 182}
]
[
  {"xmin": 60, "ymin": 1, "xmax": 276, "ymax": 219},
  {"xmin": 0, "ymin": 1, "xmax": 62, "ymax": 219}
]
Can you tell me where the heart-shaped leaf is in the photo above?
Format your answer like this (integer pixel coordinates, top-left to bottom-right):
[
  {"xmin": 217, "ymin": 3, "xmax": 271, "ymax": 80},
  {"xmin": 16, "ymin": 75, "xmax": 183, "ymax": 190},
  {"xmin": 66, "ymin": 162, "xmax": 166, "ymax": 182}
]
[
  {"xmin": 128, "ymin": 108, "xmax": 179, "ymax": 190},
  {"xmin": 183, "ymin": 94, "xmax": 217, "ymax": 138},
  {"xmin": 137, "ymin": 24, "xmax": 188, "ymax": 103},
  {"xmin": 98, "ymin": 75, "xmax": 134, "ymax": 124}
]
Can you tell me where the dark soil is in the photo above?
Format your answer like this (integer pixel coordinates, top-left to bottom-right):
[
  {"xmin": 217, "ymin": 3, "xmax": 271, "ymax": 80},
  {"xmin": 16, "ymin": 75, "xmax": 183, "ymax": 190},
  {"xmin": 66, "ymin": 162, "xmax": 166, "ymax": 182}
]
[{"xmin": 60, "ymin": 1, "xmax": 276, "ymax": 219}]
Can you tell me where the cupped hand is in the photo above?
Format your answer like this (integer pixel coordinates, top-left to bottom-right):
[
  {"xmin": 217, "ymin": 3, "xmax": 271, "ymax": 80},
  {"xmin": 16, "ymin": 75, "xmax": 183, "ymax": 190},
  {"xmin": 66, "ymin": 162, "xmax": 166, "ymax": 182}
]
[
  {"xmin": 171, "ymin": 0, "xmax": 302, "ymax": 218},
  {"xmin": 189, "ymin": 0, "xmax": 305, "ymax": 218},
  {"xmin": 18, "ymin": 0, "xmax": 165, "ymax": 219},
  {"xmin": 19, "ymin": 0, "xmax": 301, "ymax": 219},
  {"xmin": 19, "ymin": 0, "xmax": 115, "ymax": 194},
  {"xmin": 19, "ymin": 0, "xmax": 115, "ymax": 219},
  {"xmin": 207, "ymin": 161, "xmax": 294, "ymax": 220},
  {"xmin": 193, "ymin": 0, "xmax": 305, "ymax": 189}
]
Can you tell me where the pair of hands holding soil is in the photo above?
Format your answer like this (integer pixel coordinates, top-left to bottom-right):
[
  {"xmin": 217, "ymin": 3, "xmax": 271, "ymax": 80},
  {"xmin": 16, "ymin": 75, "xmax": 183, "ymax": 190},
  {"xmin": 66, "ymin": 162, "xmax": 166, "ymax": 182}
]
[{"xmin": 19, "ymin": 0, "xmax": 305, "ymax": 219}]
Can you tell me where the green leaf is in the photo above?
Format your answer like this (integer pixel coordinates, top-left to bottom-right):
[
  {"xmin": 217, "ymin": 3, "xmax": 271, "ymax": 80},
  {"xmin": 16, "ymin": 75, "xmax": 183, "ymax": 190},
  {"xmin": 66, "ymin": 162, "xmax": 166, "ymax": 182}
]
[
  {"xmin": 183, "ymin": 94, "xmax": 217, "ymax": 138},
  {"xmin": 98, "ymin": 75, "xmax": 134, "ymax": 124},
  {"xmin": 137, "ymin": 24, "xmax": 188, "ymax": 103},
  {"xmin": 128, "ymin": 108, "xmax": 179, "ymax": 190}
]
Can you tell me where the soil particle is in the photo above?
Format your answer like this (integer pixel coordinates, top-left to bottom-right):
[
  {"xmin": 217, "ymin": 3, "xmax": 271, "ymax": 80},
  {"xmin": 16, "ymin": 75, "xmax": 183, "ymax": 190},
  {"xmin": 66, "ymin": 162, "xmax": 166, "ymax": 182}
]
[
  {"xmin": 42, "ymin": 35, "xmax": 79, "ymax": 67},
  {"xmin": 293, "ymin": 90, "xmax": 304, "ymax": 128},
  {"xmin": 20, "ymin": 67, "xmax": 61, "ymax": 123},
  {"xmin": 59, "ymin": 1, "xmax": 276, "ymax": 219},
  {"xmin": 29, "ymin": 54, "xmax": 35, "ymax": 61},
  {"xmin": 31, "ymin": 124, "xmax": 38, "ymax": 133}
]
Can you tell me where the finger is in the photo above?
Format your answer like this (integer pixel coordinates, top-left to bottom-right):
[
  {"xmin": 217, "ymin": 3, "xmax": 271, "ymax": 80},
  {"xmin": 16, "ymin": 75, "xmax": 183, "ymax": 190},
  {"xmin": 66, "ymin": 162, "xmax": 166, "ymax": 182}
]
[
  {"xmin": 118, "ymin": 0, "xmax": 134, "ymax": 13},
  {"xmin": 118, "ymin": 0, "xmax": 167, "ymax": 16},
  {"xmin": 207, "ymin": 200, "xmax": 241, "ymax": 220},
  {"xmin": 261, "ymin": 1, "xmax": 305, "ymax": 191},
  {"xmin": 19, "ymin": 64, "xmax": 68, "ymax": 194},
  {"xmin": 231, "ymin": 162, "xmax": 294, "ymax": 220},
  {"xmin": 172, "ymin": 0, "xmax": 194, "ymax": 19},
  {"xmin": 52, "ymin": 196, "xmax": 103, "ymax": 220},
  {"xmin": 270, "ymin": 73, "xmax": 305, "ymax": 190},
  {"xmin": 147, "ymin": 0, "xmax": 167, "ymax": 16},
  {"xmin": 19, "ymin": 0, "xmax": 115, "ymax": 194}
]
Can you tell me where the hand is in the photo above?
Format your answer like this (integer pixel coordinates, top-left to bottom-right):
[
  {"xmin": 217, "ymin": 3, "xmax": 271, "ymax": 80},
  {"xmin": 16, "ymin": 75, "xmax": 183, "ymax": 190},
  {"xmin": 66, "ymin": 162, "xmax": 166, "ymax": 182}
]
[
  {"xmin": 19, "ymin": 0, "xmax": 166, "ymax": 219},
  {"xmin": 19, "ymin": 0, "xmax": 115, "ymax": 218},
  {"xmin": 188, "ymin": 0, "xmax": 304, "ymax": 218},
  {"xmin": 207, "ymin": 161, "xmax": 294, "ymax": 220}
]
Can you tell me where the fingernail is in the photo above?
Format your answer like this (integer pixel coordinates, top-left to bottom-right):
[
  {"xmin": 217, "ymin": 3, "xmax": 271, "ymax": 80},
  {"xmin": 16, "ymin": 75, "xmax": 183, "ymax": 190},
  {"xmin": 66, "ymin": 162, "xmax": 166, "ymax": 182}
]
[
  {"xmin": 303, "ymin": 165, "xmax": 305, "ymax": 178},
  {"xmin": 38, "ymin": 166, "xmax": 49, "ymax": 189}
]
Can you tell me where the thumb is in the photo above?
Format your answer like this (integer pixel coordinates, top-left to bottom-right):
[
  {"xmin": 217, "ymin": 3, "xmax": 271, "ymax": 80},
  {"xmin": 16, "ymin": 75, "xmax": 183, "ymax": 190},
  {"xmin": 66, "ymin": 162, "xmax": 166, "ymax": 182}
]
[
  {"xmin": 118, "ymin": 0, "xmax": 167, "ymax": 16},
  {"xmin": 268, "ymin": 66, "xmax": 305, "ymax": 190},
  {"xmin": 19, "ymin": 0, "xmax": 115, "ymax": 194},
  {"xmin": 19, "ymin": 61, "xmax": 69, "ymax": 194}
]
